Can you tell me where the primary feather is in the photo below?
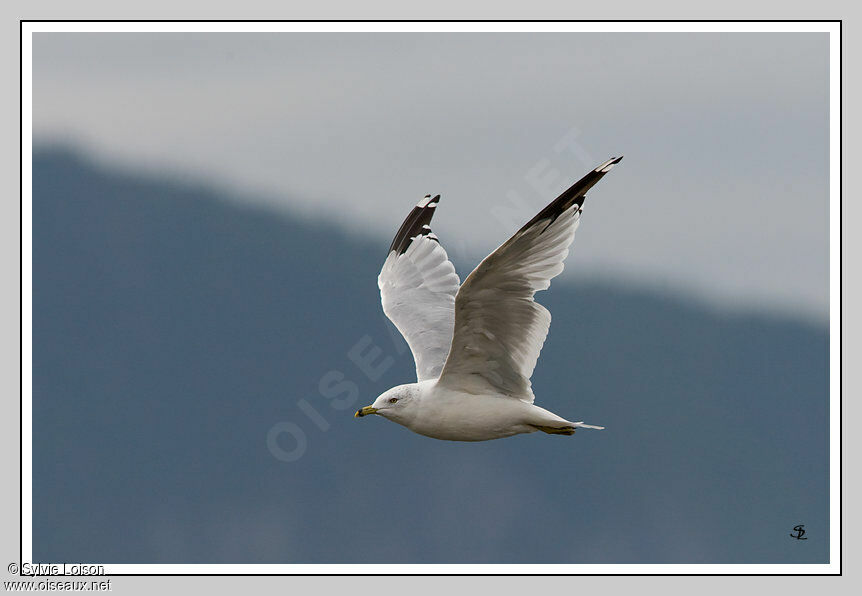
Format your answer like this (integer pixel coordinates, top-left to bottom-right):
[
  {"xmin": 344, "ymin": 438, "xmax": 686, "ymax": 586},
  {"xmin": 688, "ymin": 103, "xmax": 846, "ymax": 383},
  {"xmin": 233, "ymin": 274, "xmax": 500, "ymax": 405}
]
[
  {"xmin": 377, "ymin": 195, "xmax": 460, "ymax": 381},
  {"xmin": 438, "ymin": 156, "xmax": 623, "ymax": 402}
]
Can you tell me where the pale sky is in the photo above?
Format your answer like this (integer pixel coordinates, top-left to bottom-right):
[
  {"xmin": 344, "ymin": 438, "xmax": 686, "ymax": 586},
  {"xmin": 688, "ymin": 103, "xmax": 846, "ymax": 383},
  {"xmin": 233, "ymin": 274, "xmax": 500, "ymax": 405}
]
[{"xmin": 32, "ymin": 32, "xmax": 830, "ymax": 321}]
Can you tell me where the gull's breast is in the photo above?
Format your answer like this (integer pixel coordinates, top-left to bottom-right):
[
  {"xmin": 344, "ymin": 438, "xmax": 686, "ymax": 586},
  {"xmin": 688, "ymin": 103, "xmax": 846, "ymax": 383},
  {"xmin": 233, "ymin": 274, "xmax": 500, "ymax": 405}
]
[{"xmin": 408, "ymin": 388, "xmax": 537, "ymax": 442}]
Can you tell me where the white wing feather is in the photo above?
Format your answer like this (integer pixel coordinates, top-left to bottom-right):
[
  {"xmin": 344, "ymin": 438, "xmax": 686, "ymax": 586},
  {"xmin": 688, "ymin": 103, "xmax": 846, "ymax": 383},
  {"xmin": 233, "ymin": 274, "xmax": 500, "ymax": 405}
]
[
  {"xmin": 378, "ymin": 197, "xmax": 460, "ymax": 381},
  {"xmin": 437, "ymin": 157, "xmax": 622, "ymax": 402}
]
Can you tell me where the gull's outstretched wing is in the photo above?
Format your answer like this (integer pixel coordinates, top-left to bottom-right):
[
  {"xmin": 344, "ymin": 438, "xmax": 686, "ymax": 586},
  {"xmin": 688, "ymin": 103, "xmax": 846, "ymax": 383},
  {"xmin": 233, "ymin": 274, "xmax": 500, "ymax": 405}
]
[
  {"xmin": 437, "ymin": 157, "xmax": 622, "ymax": 402},
  {"xmin": 378, "ymin": 195, "xmax": 461, "ymax": 382}
]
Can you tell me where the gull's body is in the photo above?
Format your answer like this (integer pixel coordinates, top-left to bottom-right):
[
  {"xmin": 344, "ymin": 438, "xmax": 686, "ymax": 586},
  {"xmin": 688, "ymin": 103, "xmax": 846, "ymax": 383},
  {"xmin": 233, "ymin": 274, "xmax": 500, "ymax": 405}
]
[
  {"xmin": 375, "ymin": 381, "xmax": 577, "ymax": 442},
  {"xmin": 356, "ymin": 157, "xmax": 622, "ymax": 441}
]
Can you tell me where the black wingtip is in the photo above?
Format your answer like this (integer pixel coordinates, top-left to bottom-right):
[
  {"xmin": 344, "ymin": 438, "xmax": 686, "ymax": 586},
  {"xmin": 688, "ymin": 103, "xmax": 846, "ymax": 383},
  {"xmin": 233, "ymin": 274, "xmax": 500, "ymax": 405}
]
[
  {"xmin": 594, "ymin": 155, "xmax": 623, "ymax": 173},
  {"xmin": 387, "ymin": 194, "xmax": 442, "ymax": 255},
  {"xmin": 519, "ymin": 156, "xmax": 622, "ymax": 234}
]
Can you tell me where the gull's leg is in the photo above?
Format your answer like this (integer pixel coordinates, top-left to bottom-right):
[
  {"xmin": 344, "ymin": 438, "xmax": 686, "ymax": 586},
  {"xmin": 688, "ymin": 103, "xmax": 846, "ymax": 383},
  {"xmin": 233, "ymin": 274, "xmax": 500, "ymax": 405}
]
[
  {"xmin": 524, "ymin": 404, "xmax": 578, "ymax": 435},
  {"xmin": 530, "ymin": 424, "xmax": 576, "ymax": 435}
]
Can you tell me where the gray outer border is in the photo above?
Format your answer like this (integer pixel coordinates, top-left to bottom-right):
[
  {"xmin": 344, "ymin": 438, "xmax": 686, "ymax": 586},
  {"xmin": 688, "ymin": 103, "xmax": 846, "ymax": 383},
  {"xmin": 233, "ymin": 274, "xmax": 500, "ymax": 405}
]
[{"xmin": 3, "ymin": 1, "xmax": 853, "ymax": 594}]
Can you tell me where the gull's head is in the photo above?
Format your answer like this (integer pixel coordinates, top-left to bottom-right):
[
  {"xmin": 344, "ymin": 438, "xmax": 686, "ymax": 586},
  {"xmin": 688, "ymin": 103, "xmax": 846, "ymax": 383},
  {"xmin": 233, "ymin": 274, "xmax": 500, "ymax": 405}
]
[{"xmin": 355, "ymin": 384, "xmax": 417, "ymax": 422}]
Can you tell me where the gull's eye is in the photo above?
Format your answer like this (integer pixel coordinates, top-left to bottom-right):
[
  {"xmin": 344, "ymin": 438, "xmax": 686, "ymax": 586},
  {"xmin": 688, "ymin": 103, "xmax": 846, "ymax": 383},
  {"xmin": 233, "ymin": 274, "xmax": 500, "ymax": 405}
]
[{"xmin": 389, "ymin": 398, "xmax": 399, "ymax": 404}]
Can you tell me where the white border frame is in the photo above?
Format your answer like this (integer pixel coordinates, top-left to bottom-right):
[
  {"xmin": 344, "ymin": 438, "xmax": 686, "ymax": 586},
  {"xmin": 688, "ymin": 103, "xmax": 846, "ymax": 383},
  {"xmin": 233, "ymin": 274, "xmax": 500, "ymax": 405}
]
[{"xmin": 21, "ymin": 20, "xmax": 841, "ymax": 575}]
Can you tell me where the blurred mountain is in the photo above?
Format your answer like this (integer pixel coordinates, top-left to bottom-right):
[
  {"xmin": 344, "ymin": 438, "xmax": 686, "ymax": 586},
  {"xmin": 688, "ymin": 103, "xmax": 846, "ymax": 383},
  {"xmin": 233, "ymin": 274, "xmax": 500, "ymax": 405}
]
[{"xmin": 32, "ymin": 148, "xmax": 829, "ymax": 564}]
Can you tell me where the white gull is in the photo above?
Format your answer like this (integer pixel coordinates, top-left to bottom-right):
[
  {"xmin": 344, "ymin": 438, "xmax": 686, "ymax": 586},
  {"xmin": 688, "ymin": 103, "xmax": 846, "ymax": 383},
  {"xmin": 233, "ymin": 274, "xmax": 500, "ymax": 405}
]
[{"xmin": 355, "ymin": 157, "xmax": 622, "ymax": 441}]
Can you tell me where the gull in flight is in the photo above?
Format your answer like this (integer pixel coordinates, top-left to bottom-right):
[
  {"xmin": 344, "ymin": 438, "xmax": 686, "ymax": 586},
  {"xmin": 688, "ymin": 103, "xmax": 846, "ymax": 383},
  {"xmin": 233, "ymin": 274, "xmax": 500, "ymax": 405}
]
[{"xmin": 355, "ymin": 157, "xmax": 623, "ymax": 441}]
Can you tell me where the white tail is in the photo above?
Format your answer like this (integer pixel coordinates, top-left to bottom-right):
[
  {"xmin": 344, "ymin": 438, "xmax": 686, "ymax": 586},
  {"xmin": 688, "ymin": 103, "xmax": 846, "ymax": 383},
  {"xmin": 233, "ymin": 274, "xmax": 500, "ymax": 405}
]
[{"xmin": 572, "ymin": 421, "xmax": 605, "ymax": 430}]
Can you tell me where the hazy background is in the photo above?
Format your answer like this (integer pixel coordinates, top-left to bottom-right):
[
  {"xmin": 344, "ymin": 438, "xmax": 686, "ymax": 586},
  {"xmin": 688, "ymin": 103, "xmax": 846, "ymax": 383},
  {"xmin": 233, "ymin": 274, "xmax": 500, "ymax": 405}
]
[
  {"xmin": 31, "ymin": 32, "xmax": 830, "ymax": 564},
  {"xmin": 33, "ymin": 32, "xmax": 829, "ymax": 321}
]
